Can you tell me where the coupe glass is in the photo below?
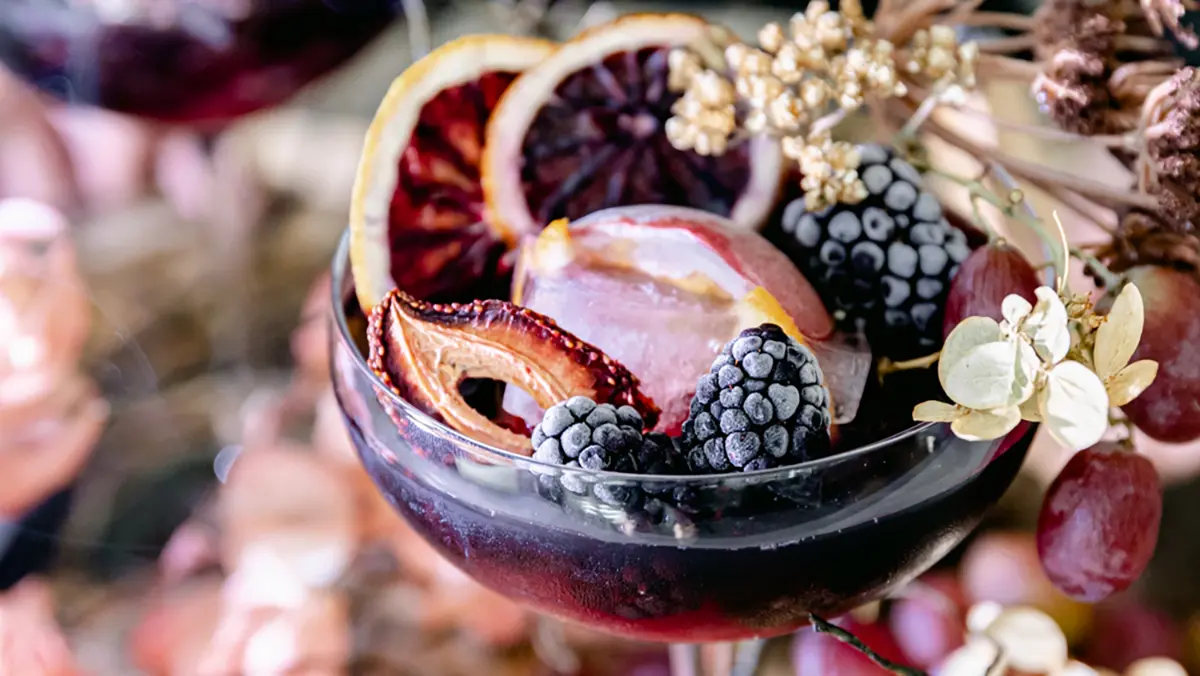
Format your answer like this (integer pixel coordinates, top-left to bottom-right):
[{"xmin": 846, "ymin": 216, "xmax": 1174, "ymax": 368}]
[
  {"xmin": 327, "ymin": 230, "xmax": 1034, "ymax": 675},
  {"xmin": 0, "ymin": 0, "xmax": 405, "ymax": 126}
]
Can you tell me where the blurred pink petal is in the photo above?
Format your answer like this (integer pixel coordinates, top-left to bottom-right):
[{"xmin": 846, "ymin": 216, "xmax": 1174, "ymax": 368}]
[
  {"xmin": 0, "ymin": 375, "xmax": 107, "ymax": 518},
  {"xmin": 130, "ymin": 580, "xmax": 223, "ymax": 676},
  {"xmin": 0, "ymin": 198, "xmax": 91, "ymax": 407},
  {"xmin": 46, "ymin": 106, "xmax": 156, "ymax": 213},
  {"xmin": 0, "ymin": 71, "xmax": 77, "ymax": 210},
  {"xmin": 160, "ymin": 521, "xmax": 221, "ymax": 585},
  {"xmin": 0, "ymin": 578, "xmax": 82, "ymax": 676},
  {"xmin": 291, "ymin": 272, "xmax": 332, "ymax": 393},
  {"xmin": 219, "ymin": 448, "xmax": 358, "ymax": 589}
]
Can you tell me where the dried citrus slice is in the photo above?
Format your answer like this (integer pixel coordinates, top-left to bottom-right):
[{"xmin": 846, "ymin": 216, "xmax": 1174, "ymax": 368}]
[
  {"xmin": 481, "ymin": 13, "xmax": 784, "ymax": 245},
  {"xmin": 350, "ymin": 34, "xmax": 556, "ymax": 310}
]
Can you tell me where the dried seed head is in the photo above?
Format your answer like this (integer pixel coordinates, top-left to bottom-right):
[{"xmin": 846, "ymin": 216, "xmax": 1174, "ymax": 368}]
[
  {"xmin": 668, "ymin": 48, "xmax": 703, "ymax": 92},
  {"xmin": 1031, "ymin": 0, "xmax": 1124, "ymax": 135},
  {"xmin": 792, "ymin": 133, "xmax": 867, "ymax": 210},
  {"xmin": 905, "ymin": 25, "xmax": 978, "ymax": 90},
  {"xmin": 758, "ymin": 22, "xmax": 786, "ymax": 54}
]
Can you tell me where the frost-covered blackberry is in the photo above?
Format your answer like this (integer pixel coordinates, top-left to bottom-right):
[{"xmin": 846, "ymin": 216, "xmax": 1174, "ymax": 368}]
[
  {"xmin": 775, "ymin": 144, "xmax": 972, "ymax": 357},
  {"xmin": 681, "ymin": 325, "xmax": 832, "ymax": 472},
  {"xmin": 531, "ymin": 397, "xmax": 680, "ymax": 506}
]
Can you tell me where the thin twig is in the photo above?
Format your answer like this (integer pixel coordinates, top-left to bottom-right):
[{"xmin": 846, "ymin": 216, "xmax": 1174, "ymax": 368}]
[
  {"xmin": 1071, "ymin": 246, "xmax": 1125, "ymax": 288},
  {"xmin": 976, "ymin": 34, "xmax": 1037, "ymax": 54},
  {"xmin": 954, "ymin": 10, "xmax": 1036, "ymax": 30},
  {"xmin": 878, "ymin": 351, "xmax": 942, "ymax": 380},
  {"xmin": 809, "ymin": 614, "xmax": 927, "ymax": 676}
]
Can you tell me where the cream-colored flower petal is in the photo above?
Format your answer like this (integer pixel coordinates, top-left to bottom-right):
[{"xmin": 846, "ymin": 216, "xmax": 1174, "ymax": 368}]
[
  {"xmin": 945, "ymin": 340, "xmax": 1022, "ymax": 410},
  {"xmin": 937, "ymin": 636, "xmax": 1007, "ymax": 676},
  {"xmin": 912, "ymin": 400, "xmax": 966, "ymax": 423},
  {"xmin": 1039, "ymin": 361, "xmax": 1110, "ymax": 451},
  {"xmin": 1125, "ymin": 657, "xmax": 1188, "ymax": 676},
  {"xmin": 1014, "ymin": 339, "xmax": 1040, "ymax": 403},
  {"xmin": 1093, "ymin": 283, "xmax": 1145, "ymax": 380},
  {"xmin": 1001, "ymin": 292, "xmax": 1032, "ymax": 327},
  {"xmin": 951, "ymin": 406, "xmax": 1021, "ymax": 441},
  {"xmin": 1106, "ymin": 359, "xmax": 1159, "ymax": 407},
  {"xmin": 1023, "ymin": 286, "xmax": 1070, "ymax": 364},
  {"xmin": 983, "ymin": 606, "xmax": 1068, "ymax": 675},
  {"xmin": 939, "ymin": 316, "xmax": 1004, "ymax": 388}
]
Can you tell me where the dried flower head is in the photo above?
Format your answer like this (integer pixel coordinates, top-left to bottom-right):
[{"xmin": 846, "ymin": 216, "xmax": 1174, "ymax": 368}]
[
  {"xmin": 915, "ymin": 284, "xmax": 1158, "ymax": 450},
  {"xmin": 1143, "ymin": 67, "xmax": 1200, "ymax": 222},
  {"xmin": 1141, "ymin": 0, "xmax": 1200, "ymax": 49},
  {"xmin": 665, "ymin": 9, "xmax": 975, "ymax": 210},
  {"xmin": 1032, "ymin": 0, "xmax": 1125, "ymax": 135},
  {"xmin": 907, "ymin": 25, "xmax": 978, "ymax": 89}
]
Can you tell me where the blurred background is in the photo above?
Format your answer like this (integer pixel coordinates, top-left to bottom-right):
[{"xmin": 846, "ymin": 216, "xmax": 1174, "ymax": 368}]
[{"xmin": 2, "ymin": 0, "xmax": 1199, "ymax": 674}]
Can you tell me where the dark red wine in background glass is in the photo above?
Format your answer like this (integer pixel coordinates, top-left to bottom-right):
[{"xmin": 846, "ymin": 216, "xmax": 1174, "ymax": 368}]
[{"xmin": 0, "ymin": 0, "xmax": 405, "ymax": 126}]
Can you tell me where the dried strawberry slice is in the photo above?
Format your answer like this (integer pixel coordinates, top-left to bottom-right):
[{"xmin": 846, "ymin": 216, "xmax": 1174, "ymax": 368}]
[{"xmin": 367, "ymin": 289, "xmax": 660, "ymax": 454}]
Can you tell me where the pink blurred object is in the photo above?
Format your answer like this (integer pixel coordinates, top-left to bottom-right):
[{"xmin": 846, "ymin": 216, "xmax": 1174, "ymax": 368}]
[
  {"xmin": 793, "ymin": 617, "xmax": 908, "ymax": 676},
  {"xmin": 890, "ymin": 573, "xmax": 967, "ymax": 669},
  {"xmin": 0, "ymin": 198, "xmax": 107, "ymax": 517},
  {"xmin": 291, "ymin": 272, "xmax": 333, "ymax": 395},
  {"xmin": 0, "ymin": 578, "xmax": 82, "ymax": 675},
  {"xmin": 1083, "ymin": 600, "xmax": 1185, "ymax": 672}
]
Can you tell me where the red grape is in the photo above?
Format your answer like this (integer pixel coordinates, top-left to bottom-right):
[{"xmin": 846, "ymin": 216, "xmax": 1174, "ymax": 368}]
[
  {"xmin": 1081, "ymin": 601, "xmax": 1184, "ymax": 671},
  {"xmin": 793, "ymin": 618, "xmax": 907, "ymax": 676},
  {"xmin": 942, "ymin": 240, "xmax": 1040, "ymax": 339},
  {"xmin": 1118, "ymin": 266, "xmax": 1200, "ymax": 443},
  {"xmin": 889, "ymin": 589, "xmax": 965, "ymax": 669},
  {"xmin": 1037, "ymin": 443, "xmax": 1163, "ymax": 602}
]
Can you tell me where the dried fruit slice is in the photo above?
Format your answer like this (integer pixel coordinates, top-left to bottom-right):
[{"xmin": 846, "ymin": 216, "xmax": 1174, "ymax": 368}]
[
  {"xmin": 350, "ymin": 34, "xmax": 556, "ymax": 310},
  {"xmin": 481, "ymin": 13, "xmax": 783, "ymax": 244},
  {"xmin": 367, "ymin": 289, "xmax": 660, "ymax": 454}
]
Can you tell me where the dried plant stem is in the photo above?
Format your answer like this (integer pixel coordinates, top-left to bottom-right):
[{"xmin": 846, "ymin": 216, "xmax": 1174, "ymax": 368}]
[
  {"xmin": 809, "ymin": 614, "xmax": 928, "ymax": 676},
  {"xmin": 924, "ymin": 116, "xmax": 1160, "ymax": 211},
  {"xmin": 955, "ymin": 11, "xmax": 1036, "ymax": 30},
  {"xmin": 1071, "ymin": 247, "xmax": 1125, "ymax": 288},
  {"xmin": 977, "ymin": 34, "xmax": 1037, "ymax": 54},
  {"xmin": 878, "ymin": 352, "xmax": 943, "ymax": 379},
  {"xmin": 812, "ymin": 108, "xmax": 850, "ymax": 137},
  {"xmin": 977, "ymin": 54, "xmax": 1044, "ymax": 81},
  {"xmin": 949, "ymin": 105, "xmax": 1136, "ymax": 149},
  {"xmin": 927, "ymin": 164, "xmax": 1066, "ymax": 281}
]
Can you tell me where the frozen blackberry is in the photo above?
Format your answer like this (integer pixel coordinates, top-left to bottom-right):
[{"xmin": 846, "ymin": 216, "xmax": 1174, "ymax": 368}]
[
  {"xmin": 681, "ymin": 324, "xmax": 832, "ymax": 473},
  {"xmin": 531, "ymin": 397, "xmax": 680, "ymax": 506},
  {"xmin": 774, "ymin": 144, "xmax": 972, "ymax": 357}
]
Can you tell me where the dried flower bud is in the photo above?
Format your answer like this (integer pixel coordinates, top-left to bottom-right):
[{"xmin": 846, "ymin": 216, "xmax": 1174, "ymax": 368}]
[
  {"xmin": 668, "ymin": 48, "xmax": 702, "ymax": 92},
  {"xmin": 799, "ymin": 78, "xmax": 832, "ymax": 110},
  {"xmin": 693, "ymin": 69, "xmax": 735, "ymax": 107},
  {"xmin": 771, "ymin": 43, "xmax": 804, "ymax": 84},
  {"xmin": 758, "ymin": 22, "xmax": 785, "ymax": 54},
  {"xmin": 766, "ymin": 91, "xmax": 806, "ymax": 132},
  {"xmin": 724, "ymin": 43, "xmax": 749, "ymax": 71},
  {"xmin": 739, "ymin": 48, "xmax": 775, "ymax": 77}
]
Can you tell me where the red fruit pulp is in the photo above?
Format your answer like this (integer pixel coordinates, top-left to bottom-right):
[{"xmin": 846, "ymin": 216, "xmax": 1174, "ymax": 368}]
[
  {"xmin": 1118, "ymin": 266, "xmax": 1200, "ymax": 443},
  {"xmin": 942, "ymin": 240, "xmax": 1040, "ymax": 339},
  {"xmin": 0, "ymin": 0, "xmax": 400, "ymax": 126},
  {"xmin": 1036, "ymin": 443, "xmax": 1162, "ymax": 602},
  {"xmin": 388, "ymin": 73, "xmax": 518, "ymax": 301}
]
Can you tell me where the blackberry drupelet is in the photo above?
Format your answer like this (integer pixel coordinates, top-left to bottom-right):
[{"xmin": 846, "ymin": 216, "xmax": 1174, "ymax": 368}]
[
  {"xmin": 681, "ymin": 324, "xmax": 832, "ymax": 472},
  {"xmin": 775, "ymin": 144, "xmax": 972, "ymax": 357},
  {"xmin": 531, "ymin": 397, "xmax": 681, "ymax": 506}
]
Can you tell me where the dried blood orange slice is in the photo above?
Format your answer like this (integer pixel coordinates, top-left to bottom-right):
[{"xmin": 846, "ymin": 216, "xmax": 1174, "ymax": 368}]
[
  {"xmin": 481, "ymin": 13, "xmax": 784, "ymax": 244},
  {"xmin": 350, "ymin": 34, "xmax": 556, "ymax": 310}
]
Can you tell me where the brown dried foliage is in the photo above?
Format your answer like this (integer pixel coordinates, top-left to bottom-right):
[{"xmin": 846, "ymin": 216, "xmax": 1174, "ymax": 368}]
[{"xmin": 1032, "ymin": 0, "xmax": 1127, "ymax": 134}]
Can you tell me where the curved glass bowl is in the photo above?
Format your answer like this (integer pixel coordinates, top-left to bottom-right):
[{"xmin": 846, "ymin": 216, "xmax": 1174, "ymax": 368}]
[
  {"xmin": 328, "ymin": 231, "xmax": 1034, "ymax": 643},
  {"xmin": 0, "ymin": 0, "xmax": 403, "ymax": 125}
]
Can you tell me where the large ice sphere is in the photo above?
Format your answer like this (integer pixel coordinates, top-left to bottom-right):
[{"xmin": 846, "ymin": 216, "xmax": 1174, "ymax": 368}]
[{"xmin": 505, "ymin": 205, "xmax": 870, "ymax": 434}]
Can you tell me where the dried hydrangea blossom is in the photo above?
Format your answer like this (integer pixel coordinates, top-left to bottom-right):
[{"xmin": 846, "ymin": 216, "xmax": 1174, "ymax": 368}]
[{"xmin": 915, "ymin": 284, "xmax": 1157, "ymax": 450}]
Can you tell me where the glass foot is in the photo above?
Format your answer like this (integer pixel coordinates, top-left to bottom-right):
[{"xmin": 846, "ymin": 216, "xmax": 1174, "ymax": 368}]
[{"xmin": 669, "ymin": 640, "xmax": 765, "ymax": 676}]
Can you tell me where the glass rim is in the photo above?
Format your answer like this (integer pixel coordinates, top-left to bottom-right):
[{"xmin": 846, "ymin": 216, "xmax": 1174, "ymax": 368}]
[{"xmin": 329, "ymin": 228, "xmax": 943, "ymax": 482}]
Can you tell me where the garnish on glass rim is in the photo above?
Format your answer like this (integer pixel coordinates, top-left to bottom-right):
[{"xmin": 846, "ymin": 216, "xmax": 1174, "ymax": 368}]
[{"xmin": 913, "ymin": 281, "xmax": 1159, "ymax": 450}]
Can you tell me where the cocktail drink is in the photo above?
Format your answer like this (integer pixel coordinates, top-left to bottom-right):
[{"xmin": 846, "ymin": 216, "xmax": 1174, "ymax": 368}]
[
  {"xmin": 321, "ymin": 6, "xmax": 1150, "ymax": 673},
  {"xmin": 0, "ymin": 0, "xmax": 403, "ymax": 125}
]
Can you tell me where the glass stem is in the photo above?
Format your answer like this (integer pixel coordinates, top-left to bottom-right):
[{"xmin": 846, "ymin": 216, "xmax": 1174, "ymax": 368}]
[{"xmin": 670, "ymin": 640, "xmax": 764, "ymax": 676}]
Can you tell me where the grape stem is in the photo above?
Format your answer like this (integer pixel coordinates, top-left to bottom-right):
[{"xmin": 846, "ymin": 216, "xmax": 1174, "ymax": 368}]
[{"xmin": 808, "ymin": 614, "xmax": 928, "ymax": 676}]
